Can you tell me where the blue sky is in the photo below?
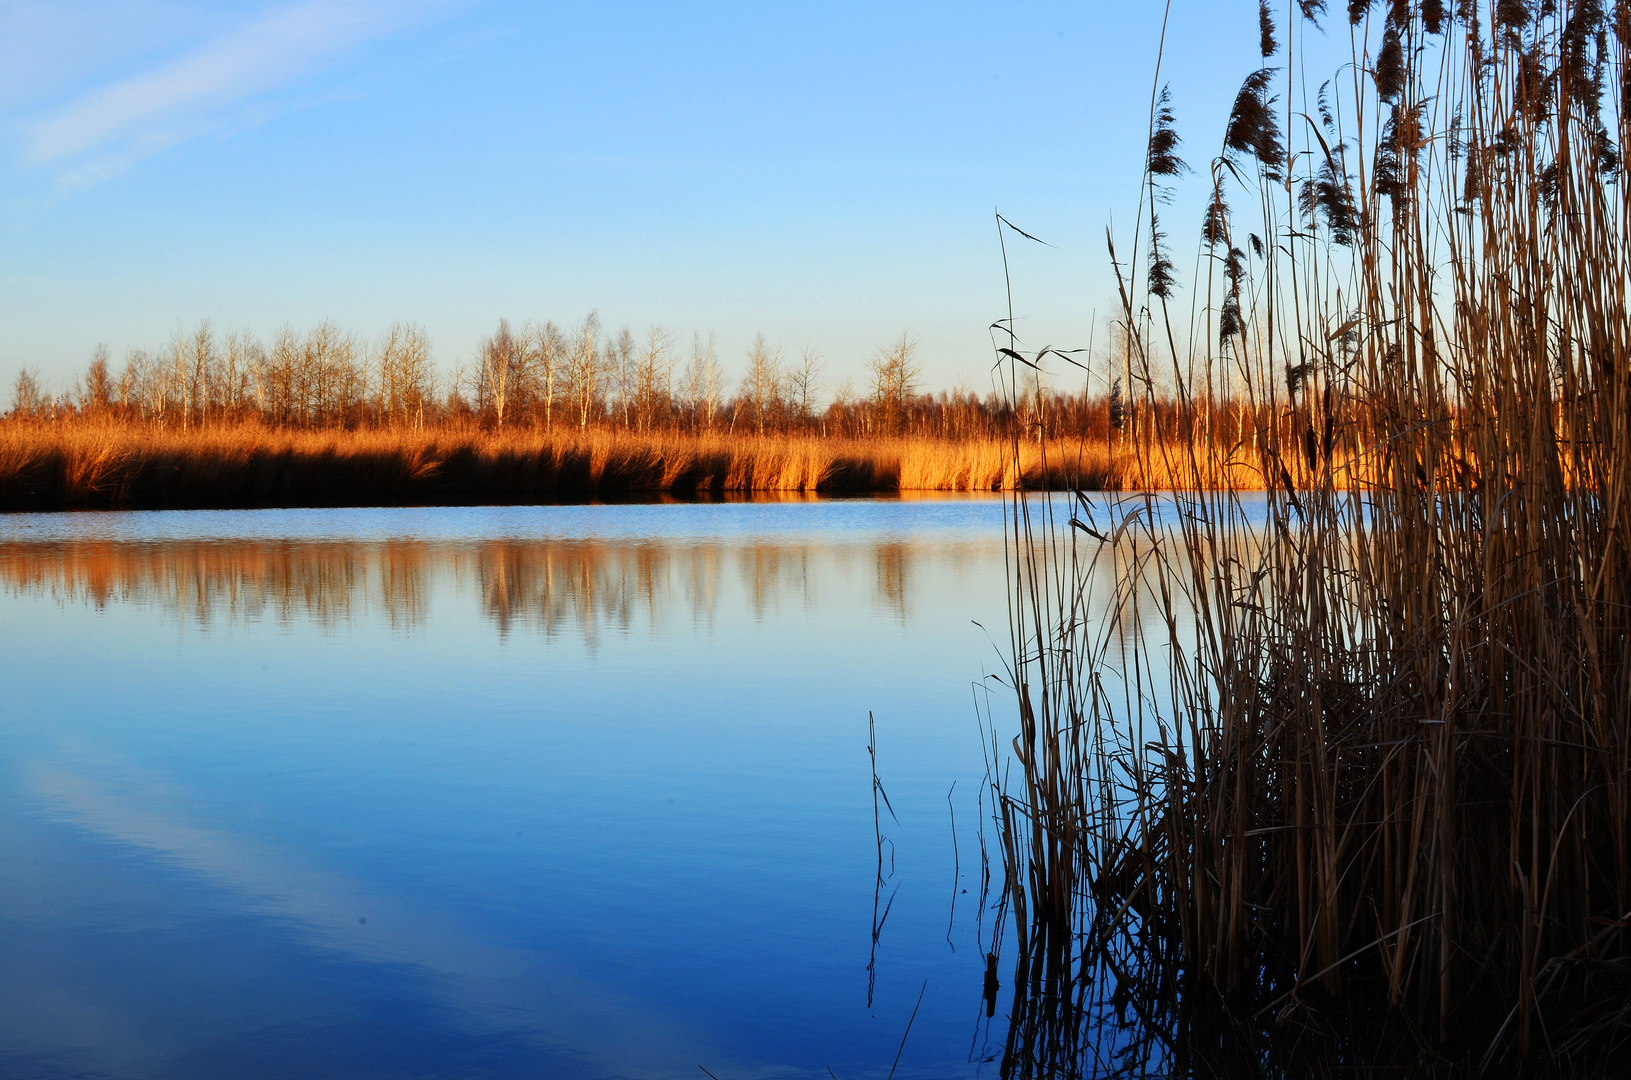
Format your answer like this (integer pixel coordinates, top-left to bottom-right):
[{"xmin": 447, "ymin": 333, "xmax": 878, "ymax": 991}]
[{"xmin": 1, "ymin": 1, "xmax": 1274, "ymax": 397}]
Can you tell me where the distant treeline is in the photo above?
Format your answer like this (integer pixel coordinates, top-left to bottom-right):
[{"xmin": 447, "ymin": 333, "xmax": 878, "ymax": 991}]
[{"xmin": 3, "ymin": 315, "xmax": 1242, "ymax": 445}]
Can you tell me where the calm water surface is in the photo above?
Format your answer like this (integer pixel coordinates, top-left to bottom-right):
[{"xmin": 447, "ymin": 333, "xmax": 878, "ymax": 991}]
[{"xmin": 0, "ymin": 498, "xmax": 1023, "ymax": 1079}]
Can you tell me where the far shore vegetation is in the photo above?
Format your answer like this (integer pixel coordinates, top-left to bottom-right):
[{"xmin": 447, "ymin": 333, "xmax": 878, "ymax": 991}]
[{"xmin": 2, "ymin": 321, "xmax": 1287, "ymax": 508}]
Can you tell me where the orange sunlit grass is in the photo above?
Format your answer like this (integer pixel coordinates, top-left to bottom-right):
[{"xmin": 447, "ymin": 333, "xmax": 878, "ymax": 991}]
[{"xmin": 0, "ymin": 418, "xmax": 1234, "ymax": 508}]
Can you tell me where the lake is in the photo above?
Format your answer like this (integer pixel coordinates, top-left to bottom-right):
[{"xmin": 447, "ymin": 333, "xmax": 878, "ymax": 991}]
[{"xmin": 0, "ymin": 497, "xmax": 1025, "ymax": 1080}]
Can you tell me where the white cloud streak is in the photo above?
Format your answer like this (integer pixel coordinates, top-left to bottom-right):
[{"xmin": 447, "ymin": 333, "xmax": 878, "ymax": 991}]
[{"xmin": 23, "ymin": 0, "xmax": 450, "ymax": 167}]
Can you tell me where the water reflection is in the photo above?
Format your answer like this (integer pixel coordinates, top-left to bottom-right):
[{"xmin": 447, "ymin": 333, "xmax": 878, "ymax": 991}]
[
  {"xmin": 13, "ymin": 753, "xmax": 719, "ymax": 1079},
  {"xmin": 0, "ymin": 501, "xmax": 1021, "ymax": 1079},
  {"xmin": 0, "ymin": 537, "xmax": 978, "ymax": 642},
  {"xmin": 0, "ymin": 541, "xmax": 386, "ymax": 630}
]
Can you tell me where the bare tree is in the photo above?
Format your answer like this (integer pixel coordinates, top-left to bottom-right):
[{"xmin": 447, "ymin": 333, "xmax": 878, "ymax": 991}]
[
  {"xmin": 524, "ymin": 321, "xmax": 565, "ymax": 428},
  {"xmin": 606, "ymin": 327, "xmax": 634, "ymax": 429},
  {"xmin": 830, "ymin": 377, "xmax": 858, "ymax": 438},
  {"xmin": 445, "ymin": 363, "xmax": 474, "ymax": 423},
  {"xmin": 338, "ymin": 328, "xmax": 369, "ymax": 425},
  {"xmin": 375, "ymin": 323, "xmax": 407, "ymax": 426},
  {"xmin": 375, "ymin": 322, "xmax": 434, "ymax": 428},
  {"xmin": 477, "ymin": 318, "xmax": 529, "ymax": 427},
  {"xmin": 867, "ymin": 331, "xmax": 921, "ymax": 435},
  {"xmin": 682, "ymin": 332, "xmax": 722, "ymax": 430},
  {"xmin": 946, "ymin": 371, "xmax": 977, "ymax": 439},
  {"xmin": 564, "ymin": 311, "xmax": 603, "ymax": 429},
  {"xmin": 219, "ymin": 329, "xmax": 259, "ymax": 421},
  {"xmin": 117, "ymin": 351, "xmax": 141, "ymax": 417},
  {"xmin": 123, "ymin": 348, "xmax": 164, "ymax": 422},
  {"xmin": 631, "ymin": 325, "xmax": 676, "ymax": 431},
  {"xmin": 298, "ymin": 323, "xmax": 325, "ymax": 425},
  {"xmin": 741, "ymin": 333, "xmax": 783, "ymax": 435},
  {"xmin": 9, "ymin": 367, "xmax": 42, "ymax": 418},
  {"xmin": 399, "ymin": 324, "xmax": 433, "ymax": 429},
  {"xmin": 187, "ymin": 321, "xmax": 217, "ymax": 428},
  {"xmin": 304, "ymin": 320, "xmax": 363, "ymax": 426},
  {"xmin": 258, "ymin": 326, "xmax": 301, "ymax": 426},
  {"xmin": 84, "ymin": 345, "xmax": 112, "ymax": 415},
  {"xmin": 163, "ymin": 328, "xmax": 189, "ymax": 427},
  {"xmin": 786, "ymin": 346, "xmax": 825, "ymax": 431}
]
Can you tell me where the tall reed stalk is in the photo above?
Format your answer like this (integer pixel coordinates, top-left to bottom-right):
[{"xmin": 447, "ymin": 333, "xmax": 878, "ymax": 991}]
[{"xmin": 991, "ymin": 1, "xmax": 1631, "ymax": 1073}]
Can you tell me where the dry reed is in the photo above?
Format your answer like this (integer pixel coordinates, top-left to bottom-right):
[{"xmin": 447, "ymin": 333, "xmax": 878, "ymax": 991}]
[
  {"xmin": 990, "ymin": 1, "xmax": 1631, "ymax": 1076},
  {"xmin": 0, "ymin": 419, "xmax": 1180, "ymax": 508}
]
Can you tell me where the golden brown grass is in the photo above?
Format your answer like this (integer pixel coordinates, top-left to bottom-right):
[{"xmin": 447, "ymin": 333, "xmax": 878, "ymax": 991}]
[{"xmin": 0, "ymin": 418, "xmax": 1265, "ymax": 508}]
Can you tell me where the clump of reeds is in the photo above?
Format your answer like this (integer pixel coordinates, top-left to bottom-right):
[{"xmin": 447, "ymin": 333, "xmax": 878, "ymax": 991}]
[
  {"xmin": 0, "ymin": 419, "xmax": 1135, "ymax": 508},
  {"xmin": 990, "ymin": 1, "xmax": 1631, "ymax": 1074}
]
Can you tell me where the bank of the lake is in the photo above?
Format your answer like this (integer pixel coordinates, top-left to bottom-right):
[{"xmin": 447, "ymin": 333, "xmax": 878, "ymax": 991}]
[{"xmin": 0, "ymin": 420, "xmax": 1276, "ymax": 510}]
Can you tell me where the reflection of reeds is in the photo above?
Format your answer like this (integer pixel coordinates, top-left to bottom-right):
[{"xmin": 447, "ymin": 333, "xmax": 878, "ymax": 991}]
[
  {"xmin": 0, "ymin": 536, "xmax": 973, "ymax": 642},
  {"xmin": 0, "ymin": 541, "xmax": 402, "ymax": 631},
  {"xmin": 477, "ymin": 541, "xmax": 681, "ymax": 643},
  {"xmin": 0, "ymin": 422, "xmax": 1139, "ymax": 509},
  {"xmin": 993, "ymin": 3, "xmax": 1631, "ymax": 1075}
]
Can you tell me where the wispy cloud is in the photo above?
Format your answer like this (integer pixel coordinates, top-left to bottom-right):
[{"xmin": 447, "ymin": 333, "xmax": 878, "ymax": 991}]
[{"xmin": 22, "ymin": 0, "xmax": 453, "ymax": 175}]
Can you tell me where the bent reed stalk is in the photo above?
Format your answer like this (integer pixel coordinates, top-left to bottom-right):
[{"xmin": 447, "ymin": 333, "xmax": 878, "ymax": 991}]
[{"xmin": 990, "ymin": 1, "xmax": 1631, "ymax": 1076}]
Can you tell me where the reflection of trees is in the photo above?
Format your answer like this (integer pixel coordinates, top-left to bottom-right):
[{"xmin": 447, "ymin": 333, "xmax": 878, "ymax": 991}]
[
  {"xmin": 0, "ymin": 537, "xmax": 995, "ymax": 643},
  {"xmin": 380, "ymin": 543, "xmax": 427, "ymax": 632},
  {"xmin": 477, "ymin": 541, "xmax": 680, "ymax": 645},
  {"xmin": 736, "ymin": 543, "xmax": 814, "ymax": 621},
  {"xmin": 0, "ymin": 541, "xmax": 392, "ymax": 631},
  {"xmin": 875, "ymin": 542, "xmax": 907, "ymax": 620}
]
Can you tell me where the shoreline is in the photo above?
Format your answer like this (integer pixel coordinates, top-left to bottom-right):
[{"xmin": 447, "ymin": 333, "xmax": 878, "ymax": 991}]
[{"xmin": 0, "ymin": 421, "xmax": 1239, "ymax": 511}]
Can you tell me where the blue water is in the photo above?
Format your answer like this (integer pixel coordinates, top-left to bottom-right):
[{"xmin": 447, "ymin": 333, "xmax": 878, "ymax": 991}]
[{"xmin": 0, "ymin": 498, "xmax": 1025, "ymax": 1079}]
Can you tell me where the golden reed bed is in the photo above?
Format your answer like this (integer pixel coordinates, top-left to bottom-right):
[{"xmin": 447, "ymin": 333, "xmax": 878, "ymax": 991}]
[{"xmin": 0, "ymin": 420, "xmax": 1267, "ymax": 509}]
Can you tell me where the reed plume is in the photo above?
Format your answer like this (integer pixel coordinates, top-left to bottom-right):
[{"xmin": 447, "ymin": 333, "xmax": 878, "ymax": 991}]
[{"xmin": 991, "ymin": 0, "xmax": 1631, "ymax": 1074}]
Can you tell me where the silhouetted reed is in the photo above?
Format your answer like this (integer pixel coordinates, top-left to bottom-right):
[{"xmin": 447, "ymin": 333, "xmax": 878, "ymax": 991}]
[{"xmin": 991, "ymin": 2, "xmax": 1631, "ymax": 1075}]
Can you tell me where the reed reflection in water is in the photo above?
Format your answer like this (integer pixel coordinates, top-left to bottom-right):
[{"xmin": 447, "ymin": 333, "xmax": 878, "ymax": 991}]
[
  {"xmin": 0, "ymin": 535, "xmax": 974, "ymax": 642},
  {"xmin": 0, "ymin": 500, "xmax": 1031, "ymax": 1080}
]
